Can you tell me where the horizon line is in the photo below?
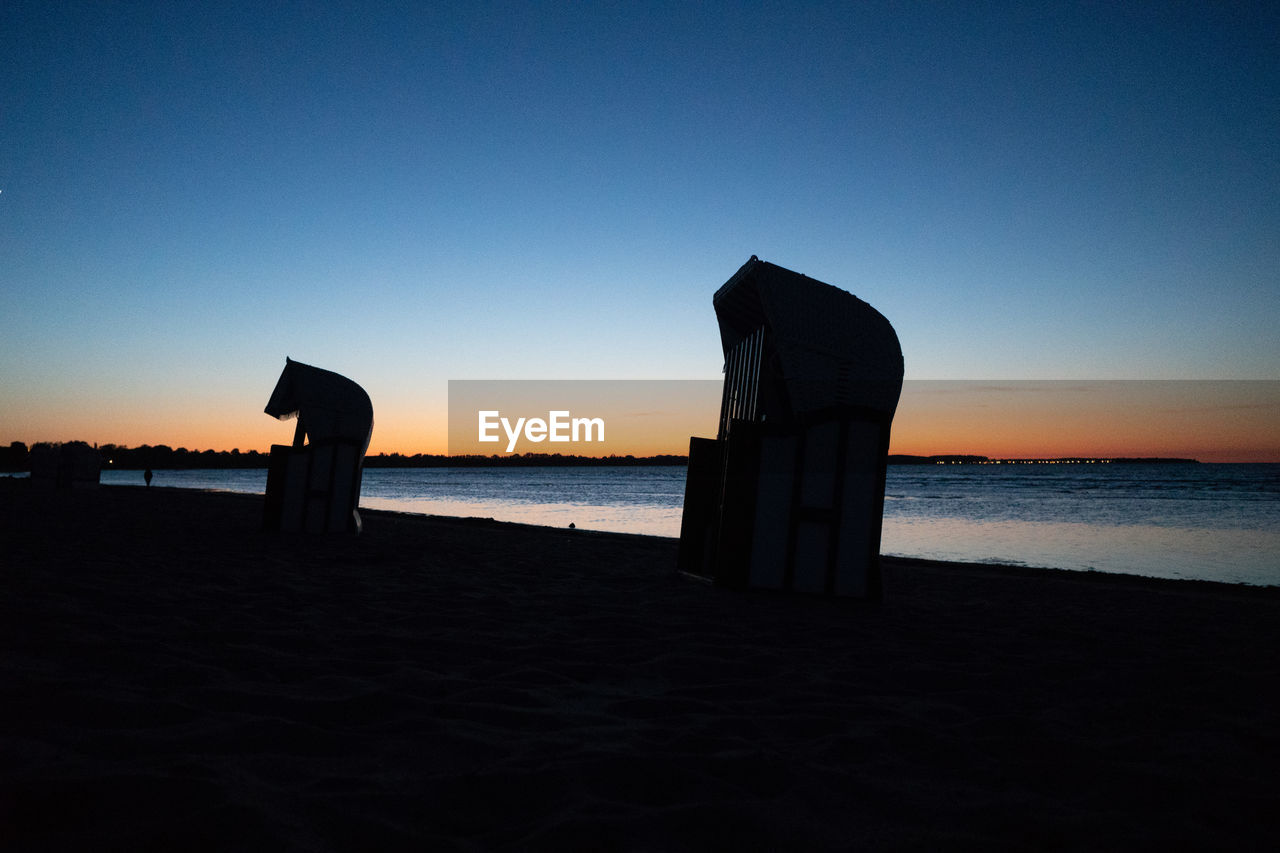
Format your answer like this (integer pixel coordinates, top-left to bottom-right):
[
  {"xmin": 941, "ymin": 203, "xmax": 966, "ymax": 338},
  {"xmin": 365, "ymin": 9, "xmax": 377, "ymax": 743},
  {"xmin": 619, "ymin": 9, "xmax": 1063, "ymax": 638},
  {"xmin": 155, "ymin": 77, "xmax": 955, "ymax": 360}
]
[{"xmin": 7, "ymin": 442, "xmax": 1280, "ymax": 465}]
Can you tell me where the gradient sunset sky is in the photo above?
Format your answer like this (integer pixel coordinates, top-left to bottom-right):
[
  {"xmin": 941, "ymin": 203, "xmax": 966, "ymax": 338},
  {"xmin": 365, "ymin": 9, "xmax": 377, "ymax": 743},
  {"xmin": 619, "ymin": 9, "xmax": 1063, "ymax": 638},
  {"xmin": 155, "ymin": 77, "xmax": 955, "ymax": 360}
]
[{"xmin": 3, "ymin": 2, "xmax": 1277, "ymax": 458}]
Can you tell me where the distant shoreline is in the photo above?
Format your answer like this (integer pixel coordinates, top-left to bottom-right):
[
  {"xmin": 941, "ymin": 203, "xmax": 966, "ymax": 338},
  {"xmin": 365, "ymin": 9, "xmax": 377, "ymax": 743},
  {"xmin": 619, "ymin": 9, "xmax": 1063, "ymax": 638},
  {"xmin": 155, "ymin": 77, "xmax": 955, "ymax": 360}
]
[
  {"xmin": 886, "ymin": 454, "xmax": 1199, "ymax": 465},
  {"xmin": 2, "ymin": 442, "xmax": 1208, "ymax": 471}
]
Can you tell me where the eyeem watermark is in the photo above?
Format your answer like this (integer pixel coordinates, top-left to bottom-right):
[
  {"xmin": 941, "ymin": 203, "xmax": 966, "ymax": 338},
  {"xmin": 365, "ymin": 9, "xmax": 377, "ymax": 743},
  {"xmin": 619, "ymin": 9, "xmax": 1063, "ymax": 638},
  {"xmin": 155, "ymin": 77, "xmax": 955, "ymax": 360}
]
[
  {"xmin": 447, "ymin": 380, "xmax": 723, "ymax": 457},
  {"xmin": 478, "ymin": 410, "xmax": 605, "ymax": 453}
]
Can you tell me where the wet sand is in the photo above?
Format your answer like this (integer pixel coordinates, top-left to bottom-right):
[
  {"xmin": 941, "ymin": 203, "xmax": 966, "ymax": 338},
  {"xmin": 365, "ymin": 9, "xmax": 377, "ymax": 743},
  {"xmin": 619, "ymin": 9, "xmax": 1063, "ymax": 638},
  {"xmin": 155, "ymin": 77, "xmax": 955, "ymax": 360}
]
[{"xmin": 1, "ymin": 480, "xmax": 1277, "ymax": 850}]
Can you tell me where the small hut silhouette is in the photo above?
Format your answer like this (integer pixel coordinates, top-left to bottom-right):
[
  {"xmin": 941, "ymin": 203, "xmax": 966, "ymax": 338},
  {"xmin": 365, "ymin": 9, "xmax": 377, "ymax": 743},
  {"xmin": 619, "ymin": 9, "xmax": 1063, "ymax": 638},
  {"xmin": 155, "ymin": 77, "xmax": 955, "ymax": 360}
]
[
  {"xmin": 678, "ymin": 257, "xmax": 904, "ymax": 597},
  {"xmin": 262, "ymin": 358, "xmax": 373, "ymax": 533},
  {"xmin": 29, "ymin": 441, "xmax": 101, "ymax": 490}
]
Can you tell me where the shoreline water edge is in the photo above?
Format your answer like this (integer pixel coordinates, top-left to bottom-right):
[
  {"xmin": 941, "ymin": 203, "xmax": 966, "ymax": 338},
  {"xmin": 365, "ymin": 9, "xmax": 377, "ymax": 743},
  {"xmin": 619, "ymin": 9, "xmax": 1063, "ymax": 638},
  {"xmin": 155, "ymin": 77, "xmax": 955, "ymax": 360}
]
[{"xmin": 17, "ymin": 462, "xmax": 1271, "ymax": 586}]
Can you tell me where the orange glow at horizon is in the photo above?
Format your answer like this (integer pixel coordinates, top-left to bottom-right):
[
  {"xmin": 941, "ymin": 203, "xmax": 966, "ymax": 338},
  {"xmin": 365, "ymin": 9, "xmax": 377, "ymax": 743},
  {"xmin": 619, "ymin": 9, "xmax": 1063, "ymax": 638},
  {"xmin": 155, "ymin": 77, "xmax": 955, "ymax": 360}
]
[
  {"xmin": 888, "ymin": 381, "xmax": 1280, "ymax": 463},
  {"xmin": 4, "ymin": 381, "xmax": 1276, "ymax": 463}
]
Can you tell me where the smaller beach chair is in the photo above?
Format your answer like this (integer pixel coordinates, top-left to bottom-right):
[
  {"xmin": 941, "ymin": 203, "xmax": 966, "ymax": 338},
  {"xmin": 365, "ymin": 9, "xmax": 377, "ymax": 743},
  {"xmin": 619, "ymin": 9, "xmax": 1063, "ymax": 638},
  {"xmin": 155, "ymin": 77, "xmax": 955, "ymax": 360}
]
[{"xmin": 262, "ymin": 358, "xmax": 373, "ymax": 534}]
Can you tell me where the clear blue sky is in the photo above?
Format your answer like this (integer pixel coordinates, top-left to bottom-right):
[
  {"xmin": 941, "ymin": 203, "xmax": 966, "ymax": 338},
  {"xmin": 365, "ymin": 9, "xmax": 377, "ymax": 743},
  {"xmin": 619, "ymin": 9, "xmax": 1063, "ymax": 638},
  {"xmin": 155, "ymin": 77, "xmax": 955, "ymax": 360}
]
[{"xmin": 2, "ymin": 1, "xmax": 1276, "ymax": 452}]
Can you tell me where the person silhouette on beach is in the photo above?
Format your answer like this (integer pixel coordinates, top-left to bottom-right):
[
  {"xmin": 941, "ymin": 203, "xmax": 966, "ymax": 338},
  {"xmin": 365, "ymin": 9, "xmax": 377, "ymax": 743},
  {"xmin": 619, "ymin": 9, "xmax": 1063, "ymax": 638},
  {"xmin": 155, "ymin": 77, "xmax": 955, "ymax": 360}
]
[{"xmin": 144, "ymin": 468, "xmax": 153, "ymax": 488}]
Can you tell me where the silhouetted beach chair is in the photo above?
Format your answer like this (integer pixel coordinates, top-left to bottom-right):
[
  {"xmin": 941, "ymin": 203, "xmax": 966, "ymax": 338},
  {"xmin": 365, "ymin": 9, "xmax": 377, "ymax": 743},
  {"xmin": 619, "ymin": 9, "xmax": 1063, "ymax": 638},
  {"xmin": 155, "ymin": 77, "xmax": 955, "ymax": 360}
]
[
  {"xmin": 262, "ymin": 358, "xmax": 373, "ymax": 533},
  {"xmin": 679, "ymin": 257, "xmax": 903, "ymax": 598}
]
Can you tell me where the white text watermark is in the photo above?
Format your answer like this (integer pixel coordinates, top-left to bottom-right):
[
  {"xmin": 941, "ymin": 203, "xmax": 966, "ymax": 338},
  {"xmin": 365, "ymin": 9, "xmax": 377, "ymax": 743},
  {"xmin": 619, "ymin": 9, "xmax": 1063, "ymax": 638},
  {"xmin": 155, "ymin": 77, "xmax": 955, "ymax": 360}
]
[{"xmin": 478, "ymin": 410, "xmax": 605, "ymax": 453}]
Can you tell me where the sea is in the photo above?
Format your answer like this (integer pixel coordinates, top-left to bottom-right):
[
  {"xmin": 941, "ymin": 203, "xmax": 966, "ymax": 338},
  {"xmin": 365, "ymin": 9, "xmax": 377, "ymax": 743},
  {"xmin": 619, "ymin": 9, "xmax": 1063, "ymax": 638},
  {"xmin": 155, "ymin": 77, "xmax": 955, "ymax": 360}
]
[{"xmin": 96, "ymin": 463, "xmax": 1279, "ymax": 587}]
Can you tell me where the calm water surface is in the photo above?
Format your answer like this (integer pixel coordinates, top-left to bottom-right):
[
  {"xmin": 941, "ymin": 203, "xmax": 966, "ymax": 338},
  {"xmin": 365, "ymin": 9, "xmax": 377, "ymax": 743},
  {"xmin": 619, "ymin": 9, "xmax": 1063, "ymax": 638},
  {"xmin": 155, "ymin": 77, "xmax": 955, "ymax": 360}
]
[{"xmin": 99, "ymin": 463, "xmax": 1279, "ymax": 585}]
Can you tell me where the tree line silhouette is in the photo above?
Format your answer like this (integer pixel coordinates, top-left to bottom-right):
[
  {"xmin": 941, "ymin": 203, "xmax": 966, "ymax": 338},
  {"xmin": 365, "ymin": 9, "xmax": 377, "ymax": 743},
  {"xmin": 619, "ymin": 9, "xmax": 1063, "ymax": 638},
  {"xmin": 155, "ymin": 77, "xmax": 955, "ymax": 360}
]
[
  {"xmin": 0, "ymin": 442, "xmax": 688, "ymax": 471},
  {"xmin": 1, "ymin": 442, "xmax": 1193, "ymax": 473}
]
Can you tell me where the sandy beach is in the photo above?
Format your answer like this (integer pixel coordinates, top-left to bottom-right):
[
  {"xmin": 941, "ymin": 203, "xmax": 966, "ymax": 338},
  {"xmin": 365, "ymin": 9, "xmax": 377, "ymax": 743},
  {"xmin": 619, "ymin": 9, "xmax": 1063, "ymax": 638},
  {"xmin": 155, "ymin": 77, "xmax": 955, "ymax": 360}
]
[{"xmin": 1, "ymin": 480, "xmax": 1277, "ymax": 851}]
